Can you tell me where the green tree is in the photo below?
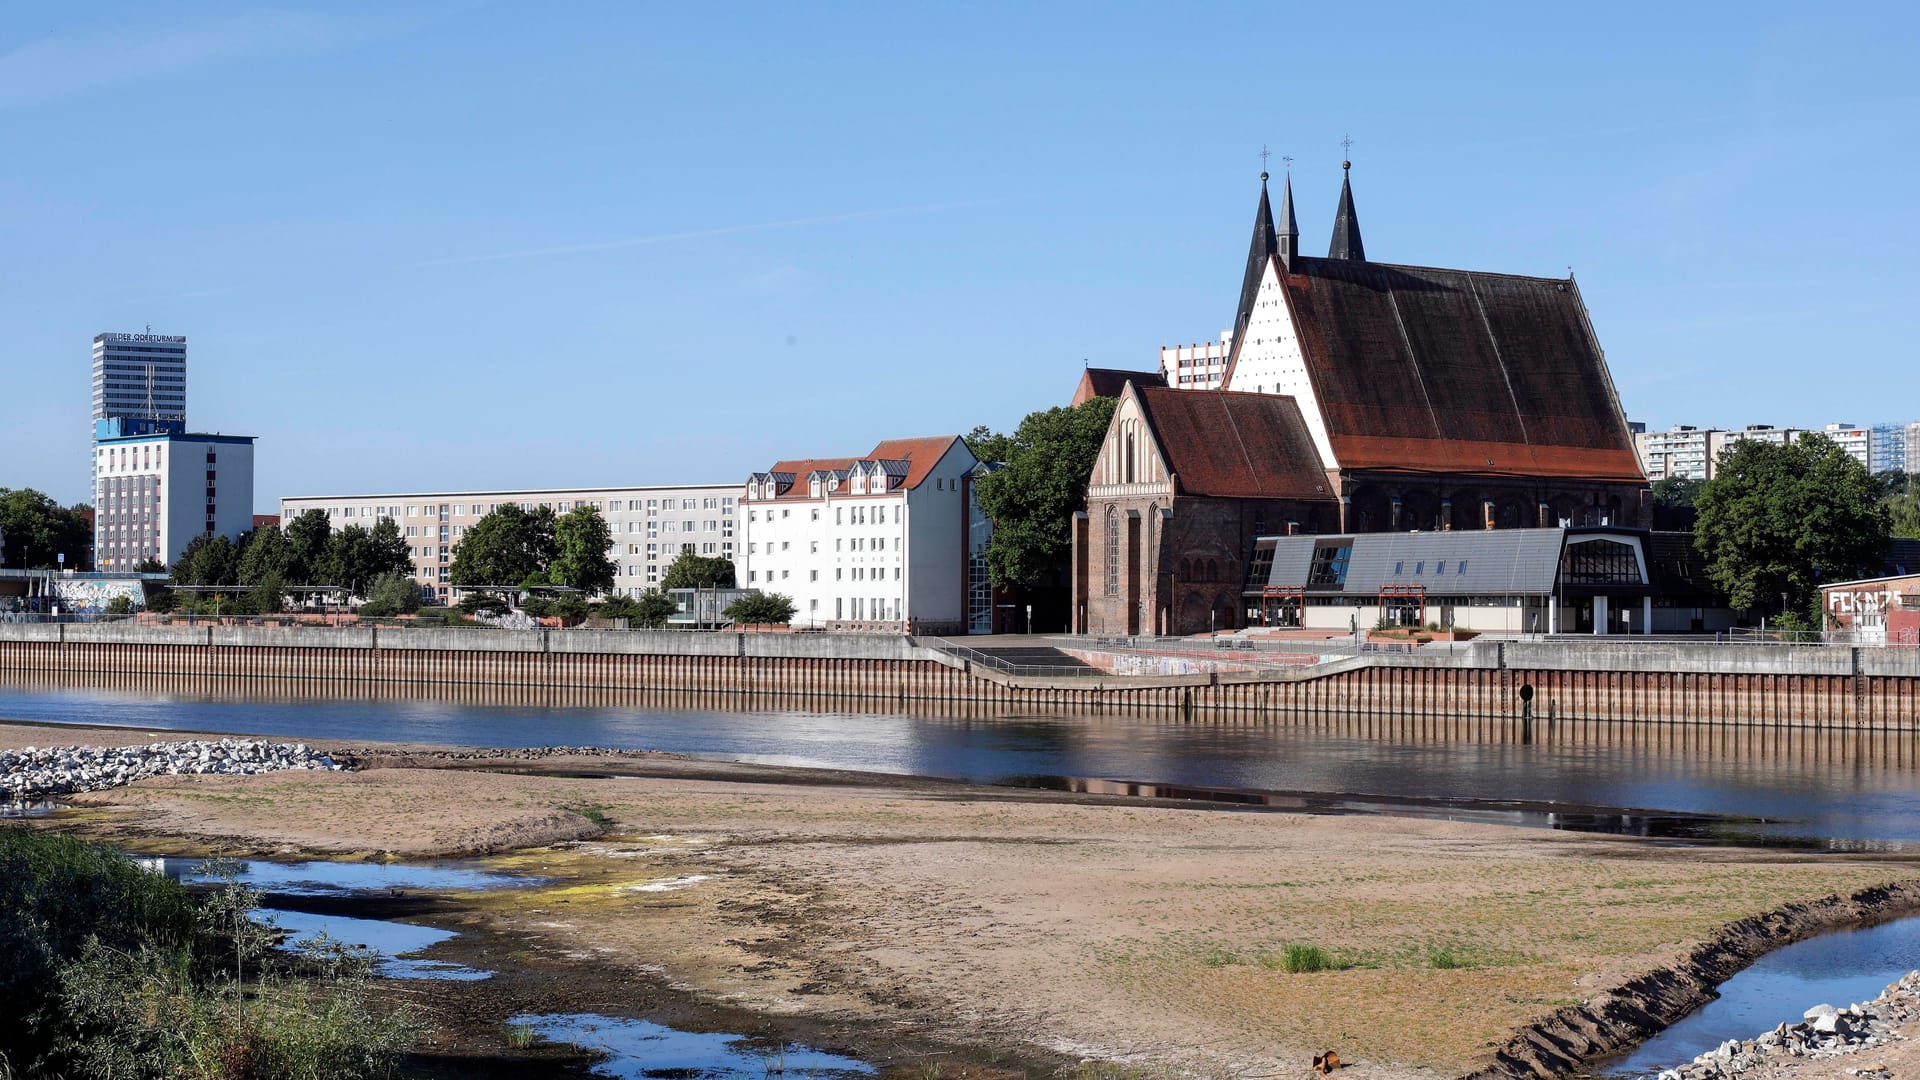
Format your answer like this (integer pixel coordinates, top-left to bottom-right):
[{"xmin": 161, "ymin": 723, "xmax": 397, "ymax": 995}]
[
  {"xmin": 974, "ymin": 395, "xmax": 1117, "ymax": 590},
  {"xmin": 1695, "ymin": 434, "xmax": 1892, "ymax": 617},
  {"xmin": 550, "ymin": 506, "xmax": 618, "ymax": 595},
  {"xmin": 0, "ymin": 488, "xmax": 93, "ymax": 570},
  {"xmin": 170, "ymin": 534, "xmax": 240, "ymax": 588},
  {"xmin": 966, "ymin": 423, "xmax": 1015, "ymax": 465},
  {"xmin": 248, "ymin": 571, "xmax": 287, "ymax": 615},
  {"xmin": 660, "ymin": 551, "xmax": 736, "ymax": 590},
  {"xmin": 1651, "ymin": 475, "xmax": 1702, "ymax": 510},
  {"xmin": 595, "ymin": 594, "xmax": 642, "ymax": 620},
  {"xmin": 549, "ymin": 593, "xmax": 590, "ymax": 622},
  {"xmin": 283, "ymin": 509, "xmax": 333, "ymax": 585},
  {"xmin": 368, "ymin": 517, "xmax": 412, "ymax": 578},
  {"xmin": 725, "ymin": 592, "xmax": 797, "ymax": 625},
  {"xmin": 448, "ymin": 503, "xmax": 557, "ymax": 588},
  {"xmin": 321, "ymin": 525, "xmax": 376, "ymax": 597},
  {"xmin": 356, "ymin": 572, "xmax": 423, "ymax": 616},
  {"xmin": 1888, "ymin": 493, "xmax": 1920, "ymax": 540},
  {"xmin": 632, "ymin": 589, "xmax": 679, "ymax": 629},
  {"xmin": 237, "ymin": 525, "xmax": 294, "ymax": 585}
]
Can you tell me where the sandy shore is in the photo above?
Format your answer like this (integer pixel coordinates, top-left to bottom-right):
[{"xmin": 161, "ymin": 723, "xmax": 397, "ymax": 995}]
[{"xmin": 5, "ymin": 719, "xmax": 1918, "ymax": 1079}]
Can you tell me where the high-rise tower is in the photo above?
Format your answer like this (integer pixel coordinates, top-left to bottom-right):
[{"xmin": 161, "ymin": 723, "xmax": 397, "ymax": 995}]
[{"xmin": 92, "ymin": 330, "xmax": 187, "ymax": 434}]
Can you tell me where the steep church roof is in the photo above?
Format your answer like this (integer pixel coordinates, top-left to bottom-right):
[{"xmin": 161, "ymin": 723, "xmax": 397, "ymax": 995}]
[
  {"xmin": 1278, "ymin": 255, "xmax": 1643, "ymax": 481},
  {"xmin": 1072, "ymin": 367, "xmax": 1166, "ymax": 406},
  {"xmin": 1131, "ymin": 386, "xmax": 1330, "ymax": 500},
  {"xmin": 1327, "ymin": 161, "xmax": 1365, "ymax": 261},
  {"xmin": 1231, "ymin": 173, "xmax": 1280, "ymax": 347}
]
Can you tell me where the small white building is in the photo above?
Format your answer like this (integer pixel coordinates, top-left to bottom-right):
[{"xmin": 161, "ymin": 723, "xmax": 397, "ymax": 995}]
[
  {"xmin": 93, "ymin": 431, "xmax": 256, "ymax": 570},
  {"xmin": 742, "ymin": 436, "xmax": 981, "ymax": 634},
  {"xmin": 1159, "ymin": 332, "xmax": 1233, "ymax": 389}
]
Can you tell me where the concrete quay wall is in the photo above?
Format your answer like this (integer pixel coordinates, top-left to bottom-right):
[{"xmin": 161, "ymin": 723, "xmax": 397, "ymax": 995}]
[{"xmin": 0, "ymin": 625, "xmax": 1914, "ymax": 728}]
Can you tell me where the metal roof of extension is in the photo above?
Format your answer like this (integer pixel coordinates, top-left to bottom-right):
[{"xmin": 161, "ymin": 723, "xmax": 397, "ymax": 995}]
[{"xmin": 1255, "ymin": 528, "xmax": 1579, "ymax": 596}]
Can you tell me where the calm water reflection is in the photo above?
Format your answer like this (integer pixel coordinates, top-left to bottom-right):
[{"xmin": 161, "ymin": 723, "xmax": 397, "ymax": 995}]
[{"xmin": 2, "ymin": 683, "xmax": 1917, "ymax": 846}]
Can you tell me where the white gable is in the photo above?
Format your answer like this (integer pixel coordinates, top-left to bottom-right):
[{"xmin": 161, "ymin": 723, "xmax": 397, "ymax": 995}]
[{"xmin": 1222, "ymin": 261, "xmax": 1337, "ymax": 468}]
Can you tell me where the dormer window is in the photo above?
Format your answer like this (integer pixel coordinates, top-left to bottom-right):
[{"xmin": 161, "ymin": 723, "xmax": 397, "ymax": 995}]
[{"xmin": 810, "ymin": 479, "xmax": 821, "ymax": 497}]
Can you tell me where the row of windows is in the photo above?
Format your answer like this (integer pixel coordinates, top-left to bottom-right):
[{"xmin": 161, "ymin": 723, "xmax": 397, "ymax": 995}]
[
  {"xmin": 305, "ymin": 497, "xmax": 734, "ymax": 522},
  {"xmin": 749, "ymin": 536, "xmax": 894, "ymax": 556},
  {"xmin": 746, "ymin": 566, "xmax": 902, "ymax": 584}
]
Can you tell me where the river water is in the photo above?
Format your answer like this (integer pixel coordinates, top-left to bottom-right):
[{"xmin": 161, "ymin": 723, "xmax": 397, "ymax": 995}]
[{"xmin": 4, "ymin": 685, "xmax": 1917, "ymax": 848}]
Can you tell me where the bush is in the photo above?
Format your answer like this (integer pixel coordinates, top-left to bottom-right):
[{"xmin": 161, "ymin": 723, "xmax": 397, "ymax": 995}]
[
  {"xmin": 549, "ymin": 594, "xmax": 590, "ymax": 622},
  {"xmin": 724, "ymin": 592, "xmax": 797, "ymax": 626},
  {"xmin": 633, "ymin": 590, "xmax": 679, "ymax": 629},
  {"xmin": 519, "ymin": 596, "xmax": 552, "ymax": 618},
  {"xmin": 105, "ymin": 595, "xmax": 133, "ymax": 615},
  {"xmin": 596, "ymin": 594, "xmax": 642, "ymax": 621},
  {"xmin": 457, "ymin": 593, "xmax": 510, "ymax": 616},
  {"xmin": 356, "ymin": 572, "xmax": 422, "ymax": 617},
  {"xmin": 0, "ymin": 831, "xmax": 201, "ymax": 1072},
  {"xmin": 0, "ymin": 832, "xmax": 420, "ymax": 1078}
]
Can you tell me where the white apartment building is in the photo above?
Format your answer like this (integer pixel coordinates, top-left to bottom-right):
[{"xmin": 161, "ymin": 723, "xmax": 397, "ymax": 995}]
[
  {"xmin": 1159, "ymin": 332, "xmax": 1233, "ymax": 389},
  {"xmin": 280, "ymin": 484, "xmax": 740, "ymax": 602},
  {"xmin": 1634, "ymin": 425, "xmax": 1716, "ymax": 482},
  {"xmin": 741, "ymin": 436, "xmax": 981, "ymax": 634},
  {"xmin": 93, "ymin": 433, "xmax": 256, "ymax": 570},
  {"xmin": 1631, "ymin": 424, "xmax": 1811, "ymax": 481},
  {"xmin": 1823, "ymin": 423, "xmax": 1873, "ymax": 471}
]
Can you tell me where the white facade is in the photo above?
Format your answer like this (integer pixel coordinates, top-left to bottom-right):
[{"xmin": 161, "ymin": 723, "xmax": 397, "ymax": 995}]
[
  {"xmin": 1215, "ymin": 260, "xmax": 1336, "ymax": 466},
  {"xmin": 280, "ymin": 484, "xmax": 739, "ymax": 602},
  {"xmin": 93, "ymin": 433, "xmax": 255, "ymax": 570},
  {"xmin": 1634, "ymin": 425, "xmax": 1717, "ymax": 482},
  {"xmin": 1822, "ymin": 423, "xmax": 1873, "ymax": 471},
  {"xmin": 92, "ymin": 332, "xmax": 187, "ymax": 425},
  {"xmin": 742, "ymin": 437, "xmax": 980, "ymax": 633},
  {"xmin": 1159, "ymin": 332, "xmax": 1233, "ymax": 389}
]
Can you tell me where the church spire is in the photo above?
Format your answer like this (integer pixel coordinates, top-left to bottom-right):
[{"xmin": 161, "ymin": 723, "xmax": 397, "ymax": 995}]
[
  {"xmin": 1276, "ymin": 169, "xmax": 1299, "ymax": 270},
  {"xmin": 1233, "ymin": 171, "xmax": 1279, "ymax": 345},
  {"xmin": 1328, "ymin": 158, "xmax": 1366, "ymax": 261}
]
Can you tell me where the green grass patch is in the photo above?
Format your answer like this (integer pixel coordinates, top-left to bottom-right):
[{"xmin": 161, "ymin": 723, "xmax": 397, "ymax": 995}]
[{"xmin": 565, "ymin": 804, "xmax": 615, "ymax": 829}]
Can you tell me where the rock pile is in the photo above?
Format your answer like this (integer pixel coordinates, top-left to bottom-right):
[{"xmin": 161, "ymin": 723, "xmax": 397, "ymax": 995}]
[
  {"xmin": 1653, "ymin": 970, "xmax": 1920, "ymax": 1080},
  {"xmin": 0, "ymin": 739, "xmax": 345, "ymax": 799}
]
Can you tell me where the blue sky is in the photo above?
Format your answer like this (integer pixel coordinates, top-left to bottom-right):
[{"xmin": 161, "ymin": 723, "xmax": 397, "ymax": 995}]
[{"xmin": 4, "ymin": 2, "xmax": 1917, "ymax": 510}]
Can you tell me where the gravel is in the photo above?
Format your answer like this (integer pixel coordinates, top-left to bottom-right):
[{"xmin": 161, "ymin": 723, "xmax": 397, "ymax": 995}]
[
  {"xmin": 1652, "ymin": 970, "xmax": 1920, "ymax": 1080},
  {"xmin": 0, "ymin": 738, "xmax": 346, "ymax": 799}
]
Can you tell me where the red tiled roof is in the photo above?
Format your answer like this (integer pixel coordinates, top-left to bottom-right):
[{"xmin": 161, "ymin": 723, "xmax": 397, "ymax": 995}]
[
  {"xmin": 751, "ymin": 437, "xmax": 968, "ymax": 500},
  {"xmin": 1072, "ymin": 367, "xmax": 1166, "ymax": 407},
  {"xmin": 1271, "ymin": 256, "xmax": 1645, "ymax": 482},
  {"xmin": 869, "ymin": 436, "xmax": 966, "ymax": 490},
  {"xmin": 1133, "ymin": 387, "xmax": 1331, "ymax": 500}
]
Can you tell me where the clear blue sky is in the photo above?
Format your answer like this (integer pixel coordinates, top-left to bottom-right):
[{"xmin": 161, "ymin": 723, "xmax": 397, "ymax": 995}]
[{"xmin": 4, "ymin": 2, "xmax": 1917, "ymax": 510}]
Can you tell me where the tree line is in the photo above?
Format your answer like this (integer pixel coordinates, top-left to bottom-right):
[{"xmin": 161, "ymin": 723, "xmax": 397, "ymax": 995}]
[
  {"xmin": 0, "ymin": 488, "xmax": 95, "ymax": 571},
  {"xmin": 161, "ymin": 510, "xmax": 415, "ymax": 615}
]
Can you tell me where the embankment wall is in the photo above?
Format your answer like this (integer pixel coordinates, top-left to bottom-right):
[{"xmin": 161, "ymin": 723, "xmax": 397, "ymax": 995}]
[{"xmin": 0, "ymin": 625, "xmax": 1914, "ymax": 728}]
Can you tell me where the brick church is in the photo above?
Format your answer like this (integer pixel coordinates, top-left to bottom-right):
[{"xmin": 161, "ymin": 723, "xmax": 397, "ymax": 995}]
[{"xmin": 1073, "ymin": 162, "xmax": 1648, "ymax": 636}]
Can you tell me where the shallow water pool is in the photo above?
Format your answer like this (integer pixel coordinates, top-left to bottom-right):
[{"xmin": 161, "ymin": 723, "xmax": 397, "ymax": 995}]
[
  {"xmin": 510, "ymin": 1012, "xmax": 872, "ymax": 1079},
  {"xmin": 258, "ymin": 908, "xmax": 491, "ymax": 981}
]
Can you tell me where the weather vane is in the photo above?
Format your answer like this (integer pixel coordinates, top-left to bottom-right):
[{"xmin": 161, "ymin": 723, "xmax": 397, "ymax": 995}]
[
  {"xmin": 1260, "ymin": 145, "xmax": 1270, "ymax": 172},
  {"xmin": 1341, "ymin": 133, "xmax": 1354, "ymax": 160},
  {"xmin": 1281, "ymin": 154, "xmax": 1294, "ymax": 171}
]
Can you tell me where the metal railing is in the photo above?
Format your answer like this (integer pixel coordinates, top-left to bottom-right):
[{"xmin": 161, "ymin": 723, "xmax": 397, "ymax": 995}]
[{"xmin": 922, "ymin": 639, "xmax": 1109, "ymax": 678}]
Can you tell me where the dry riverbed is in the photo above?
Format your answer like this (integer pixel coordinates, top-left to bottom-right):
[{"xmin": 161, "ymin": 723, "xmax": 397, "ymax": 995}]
[{"xmin": 5, "ymin": 720, "xmax": 1918, "ymax": 1080}]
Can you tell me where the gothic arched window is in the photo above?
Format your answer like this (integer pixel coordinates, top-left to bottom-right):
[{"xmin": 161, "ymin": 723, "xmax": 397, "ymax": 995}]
[{"xmin": 1103, "ymin": 505, "xmax": 1120, "ymax": 597}]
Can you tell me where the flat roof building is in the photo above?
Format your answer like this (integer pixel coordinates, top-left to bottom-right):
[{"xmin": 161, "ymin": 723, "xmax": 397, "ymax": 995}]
[
  {"xmin": 1242, "ymin": 526, "xmax": 1732, "ymax": 636},
  {"xmin": 93, "ymin": 432, "xmax": 255, "ymax": 570},
  {"xmin": 280, "ymin": 484, "xmax": 740, "ymax": 603}
]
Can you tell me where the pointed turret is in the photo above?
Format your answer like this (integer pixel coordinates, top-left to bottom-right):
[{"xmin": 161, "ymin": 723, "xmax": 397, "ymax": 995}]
[
  {"xmin": 1233, "ymin": 172, "xmax": 1280, "ymax": 345},
  {"xmin": 1276, "ymin": 171, "xmax": 1300, "ymax": 271},
  {"xmin": 1328, "ymin": 160, "xmax": 1366, "ymax": 261}
]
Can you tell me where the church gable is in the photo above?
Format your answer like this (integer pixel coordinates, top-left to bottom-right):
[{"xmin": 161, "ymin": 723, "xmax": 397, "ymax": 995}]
[
  {"xmin": 1090, "ymin": 386, "xmax": 1173, "ymax": 490},
  {"xmin": 1221, "ymin": 259, "xmax": 1336, "ymax": 468}
]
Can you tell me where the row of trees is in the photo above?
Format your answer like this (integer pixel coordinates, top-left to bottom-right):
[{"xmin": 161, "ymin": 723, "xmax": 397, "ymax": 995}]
[
  {"xmin": 163, "ymin": 510, "xmax": 415, "ymax": 614},
  {"xmin": 0, "ymin": 488, "xmax": 94, "ymax": 571}
]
